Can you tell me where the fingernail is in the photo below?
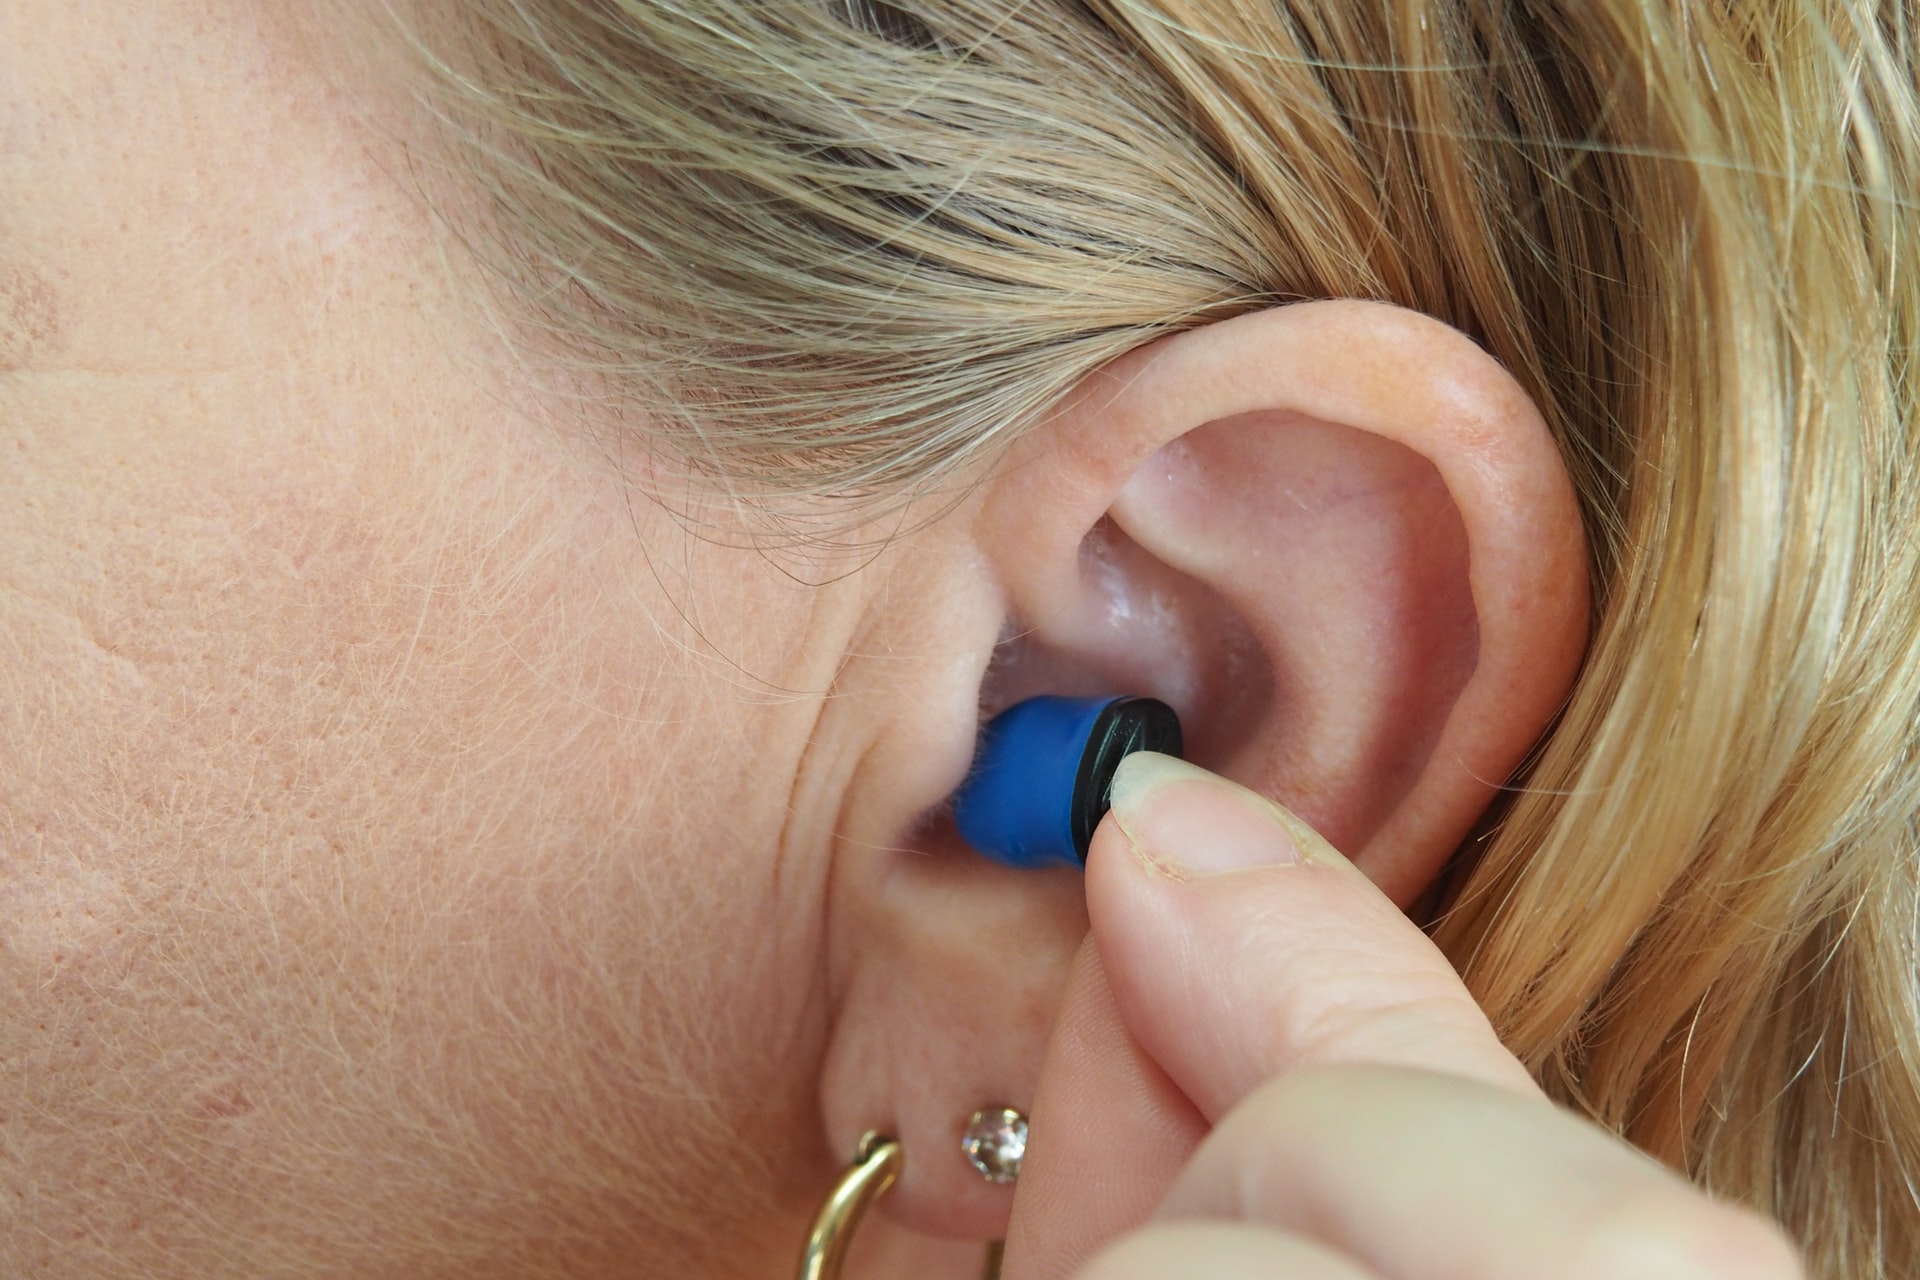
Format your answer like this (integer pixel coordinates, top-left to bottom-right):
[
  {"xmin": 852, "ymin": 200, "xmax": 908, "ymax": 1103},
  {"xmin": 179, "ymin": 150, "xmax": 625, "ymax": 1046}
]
[{"xmin": 1107, "ymin": 753, "xmax": 1303, "ymax": 877}]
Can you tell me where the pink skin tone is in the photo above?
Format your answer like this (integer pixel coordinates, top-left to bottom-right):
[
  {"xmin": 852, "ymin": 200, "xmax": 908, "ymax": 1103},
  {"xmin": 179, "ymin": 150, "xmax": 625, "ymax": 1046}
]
[
  {"xmin": 5, "ymin": 6, "xmax": 865, "ymax": 1274},
  {"xmin": 1010, "ymin": 758, "xmax": 1803, "ymax": 1279},
  {"xmin": 4, "ymin": 3, "xmax": 1794, "ymax": 1279}
]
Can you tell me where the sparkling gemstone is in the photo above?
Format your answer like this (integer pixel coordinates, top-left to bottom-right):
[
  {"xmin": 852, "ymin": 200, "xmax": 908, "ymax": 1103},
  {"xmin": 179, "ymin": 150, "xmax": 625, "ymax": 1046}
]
[{"xmin": 961, "ymin": 1107, "xmax": 1028, "ymax": 1184}]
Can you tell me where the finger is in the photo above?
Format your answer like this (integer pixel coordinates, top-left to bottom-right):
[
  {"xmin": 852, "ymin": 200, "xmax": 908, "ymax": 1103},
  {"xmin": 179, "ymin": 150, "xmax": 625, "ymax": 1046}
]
[
  {"xmin": 1087, "ymin": 752, "xmax": 1537, "ymax": 1126},
  {"xmin": 1002, "ymin": 936, "xmax": 1208, "ymax": 1280},
  {"xmin": 1077, "ymin": 1222, "xmax": 1380, "ymax": 1280},
  {"xmin": 1087, "ymin": 753, "xmax": 1803, "ymax": 1279},
  {"xmin": 1162, "ymin": 1064, "xmax": 1805, "ymax": 1280}
]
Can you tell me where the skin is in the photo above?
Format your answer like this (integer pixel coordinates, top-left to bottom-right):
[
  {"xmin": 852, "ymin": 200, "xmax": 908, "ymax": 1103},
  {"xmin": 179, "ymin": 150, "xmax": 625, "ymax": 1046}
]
[
  {"xmin": 1, "ymin": 3, "xmax": 1804, "ymax": 1279},
  {"xmin": 1009, "ymin": 758, "xmax": 1804, "ymax": 1279},
  {"xmin": 1, "ymin": 4, "xmax": 881, "ymax": 1274}
]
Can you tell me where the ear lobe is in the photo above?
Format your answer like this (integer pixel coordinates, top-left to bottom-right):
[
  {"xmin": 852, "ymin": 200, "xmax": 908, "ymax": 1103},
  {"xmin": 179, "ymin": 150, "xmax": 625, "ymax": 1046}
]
[
  {"xmin": 978, "ymin": 300, "xmax": 1589, "ymax": 903},
  {"xmin": 818, "ymin": 836, "xmax": 1089, "ymax": 1242}
]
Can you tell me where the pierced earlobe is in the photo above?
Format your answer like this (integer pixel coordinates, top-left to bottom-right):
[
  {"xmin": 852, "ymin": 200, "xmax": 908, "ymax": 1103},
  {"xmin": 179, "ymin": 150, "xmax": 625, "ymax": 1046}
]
[{"xmin": 795, "ymin": 1121, "xmax": 1017, "ymax": 1280}]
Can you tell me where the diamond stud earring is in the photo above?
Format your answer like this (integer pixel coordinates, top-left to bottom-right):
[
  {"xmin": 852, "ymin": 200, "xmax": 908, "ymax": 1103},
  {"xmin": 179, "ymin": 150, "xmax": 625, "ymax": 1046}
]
[{"xmin": 960, "ymin": 1107, "xmax": 1029, "ymax": 1185}]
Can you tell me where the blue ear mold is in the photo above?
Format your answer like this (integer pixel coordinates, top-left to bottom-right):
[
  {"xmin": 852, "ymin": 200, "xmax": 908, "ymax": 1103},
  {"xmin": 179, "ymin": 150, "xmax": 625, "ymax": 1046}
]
[{"xmin": 953, "ymin": 695, "xmax": 1184, "ymax": 870}]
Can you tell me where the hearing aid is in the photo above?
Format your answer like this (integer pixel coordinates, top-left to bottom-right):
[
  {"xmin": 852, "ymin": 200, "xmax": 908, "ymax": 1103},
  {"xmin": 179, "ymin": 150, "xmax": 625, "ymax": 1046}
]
[{"xmin": 953, "ymin": 695, "xmax": 1184, "ymax": 870}]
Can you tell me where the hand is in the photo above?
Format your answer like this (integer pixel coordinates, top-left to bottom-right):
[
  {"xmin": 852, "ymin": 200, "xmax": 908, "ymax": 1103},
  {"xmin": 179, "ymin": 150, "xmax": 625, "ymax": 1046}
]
[{"xmin": 1003, "ymin": 754, "xmax": 1804, "ymax": 1280}]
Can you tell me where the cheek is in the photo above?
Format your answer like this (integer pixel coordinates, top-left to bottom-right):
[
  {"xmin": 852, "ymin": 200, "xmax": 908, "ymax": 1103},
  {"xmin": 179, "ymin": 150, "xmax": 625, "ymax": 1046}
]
[
  {"xmin": 0, "ymin": 394, "xmax": 822, "ymax": 1271},
  {"xmin": 0, "ymin": 10, "xmax": 833, "ymax": 1260}
]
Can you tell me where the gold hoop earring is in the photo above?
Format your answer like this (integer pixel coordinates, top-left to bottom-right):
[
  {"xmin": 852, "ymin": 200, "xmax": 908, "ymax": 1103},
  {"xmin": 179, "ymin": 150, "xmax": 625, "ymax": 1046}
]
[
  {"xmin": 795, "ymin": 1131, "xmax": 902, "ymax": 1280},
  {"xmin": 793, "ymin": 1131, "xmax": 1007, "ymax": 1280}
]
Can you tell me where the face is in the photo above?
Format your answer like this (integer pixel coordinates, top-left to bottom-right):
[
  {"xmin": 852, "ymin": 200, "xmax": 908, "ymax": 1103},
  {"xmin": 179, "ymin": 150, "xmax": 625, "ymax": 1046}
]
[
  {"xmin": 1, "ymin": 4, "xmax": 961, "ymax": 1274},
  {"xmin": 3, "ymin": 3, "xmax": 1600, "ymax": 1275}
]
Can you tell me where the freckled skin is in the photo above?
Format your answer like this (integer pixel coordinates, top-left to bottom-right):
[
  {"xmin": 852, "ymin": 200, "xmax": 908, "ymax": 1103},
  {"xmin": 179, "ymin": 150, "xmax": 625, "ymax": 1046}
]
[{"xmin": 0, "ymin": 4, "xmax": 981, "ymax": 1276}]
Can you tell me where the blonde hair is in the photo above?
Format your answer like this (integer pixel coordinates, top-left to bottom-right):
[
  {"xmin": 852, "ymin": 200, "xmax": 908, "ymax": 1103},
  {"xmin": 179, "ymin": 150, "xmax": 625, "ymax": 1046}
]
[{"xmin": 371, "ymin": 0, "xmax": 1920, "ymax": 1272}]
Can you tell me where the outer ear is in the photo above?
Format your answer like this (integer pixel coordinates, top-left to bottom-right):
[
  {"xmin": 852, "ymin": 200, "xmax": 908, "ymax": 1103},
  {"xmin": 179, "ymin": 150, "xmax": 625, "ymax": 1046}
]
[
  {"xmin": 817, "ymin": 300, "xmax": 1588, "ymax": 1250},
  {"xmin": 978, "ymin": 299, "xmax": 1590, "ymax": 901}
]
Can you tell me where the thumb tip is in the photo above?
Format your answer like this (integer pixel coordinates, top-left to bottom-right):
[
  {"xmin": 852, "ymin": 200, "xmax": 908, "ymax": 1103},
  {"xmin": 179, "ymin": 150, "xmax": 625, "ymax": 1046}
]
[{"xmin": 1109, "ymin": 756, "xmax": 1352, "ymax": 881}]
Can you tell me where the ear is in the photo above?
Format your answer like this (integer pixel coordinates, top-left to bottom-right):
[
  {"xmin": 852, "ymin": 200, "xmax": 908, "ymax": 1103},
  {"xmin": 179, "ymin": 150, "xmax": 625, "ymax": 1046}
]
[
  {"xmin": 982, "ymin": 300, "xmax": 1590, "ymax": 893},
  {"xmin": 815, "ymin": 300, "xmax": 1589, "ymax": 1248}
]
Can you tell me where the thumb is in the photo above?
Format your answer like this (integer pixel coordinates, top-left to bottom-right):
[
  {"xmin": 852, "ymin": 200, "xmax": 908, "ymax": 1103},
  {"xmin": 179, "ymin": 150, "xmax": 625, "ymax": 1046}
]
[{"xmin": 1088, "ymin": 752, "xmax": 1537, "ymax": 1124}]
